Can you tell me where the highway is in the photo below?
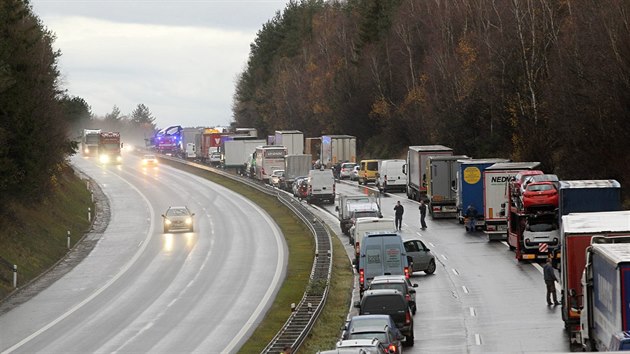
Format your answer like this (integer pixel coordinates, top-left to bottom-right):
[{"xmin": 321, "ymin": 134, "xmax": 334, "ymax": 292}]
[
  {"xmin": 0, "ymin": 154, "xmax": 285, "ymax": 353},
  {"xmin": 316, "ymin": 181, "xmax": 572, "ymax": 353}
]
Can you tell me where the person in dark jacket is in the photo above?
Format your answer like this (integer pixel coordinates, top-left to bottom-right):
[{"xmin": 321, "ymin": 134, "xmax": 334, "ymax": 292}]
[
  {"xmin": 419, "ymin": 200, "xmax": 428, "ymax": 229},
  {"xmin": 465, "ymin": 204, "xmax": 478, "ymax": 232},
  {"xmin": 543, "ymin": 258, "xmax": 560, "ymax": 305},
  {"xmin": 394, "ymin": 201, "xmax": 404, "ymax": 230}
]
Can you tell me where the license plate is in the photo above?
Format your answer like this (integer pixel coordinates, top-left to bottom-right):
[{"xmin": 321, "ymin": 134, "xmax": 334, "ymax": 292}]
[{"xmin": 498, "ymin": 224, "xmax": 507, "ymax": 231}]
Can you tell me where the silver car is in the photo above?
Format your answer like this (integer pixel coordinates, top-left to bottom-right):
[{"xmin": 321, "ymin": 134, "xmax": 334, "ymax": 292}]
[
  {"xmin": 161, "ymin": 206, "xmax": 195, "ymax": 233},
  {"xmin": 404, "ymin": 239, "xmax": 436, "ymax": 275}
]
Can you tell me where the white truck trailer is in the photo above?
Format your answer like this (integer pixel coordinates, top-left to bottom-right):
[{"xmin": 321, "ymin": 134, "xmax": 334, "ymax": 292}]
[
  {"xmin": 275, "ymin": 130, "xmax": 304, "ymax": 155},
  {"xmin": 320, "ymin": 135, "xmax": 356, "ymax": 167},
  {"xmin": 403, "ymin": 145, "xmax": 453, "ymax": 202},
  {"xmin": 426, "ymin": 155, "xmax": 470, "ymax": 218},
  {"xmin": 222, "ymin": 139, "xmax": 266, "ymax": 174},
  {"xmin": 282, "ymin": 154, "xmax": 311, "ymax": 191}
]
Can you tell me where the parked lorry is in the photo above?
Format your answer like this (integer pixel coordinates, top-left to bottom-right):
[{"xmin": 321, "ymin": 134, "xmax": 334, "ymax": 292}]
[
  {"xmin": 403, "ymin": 145, "xmax": 453, "ymax": 202},
  {"xmin": 274, "ymin": 130, "xmax": 304, "ymax": 155},
  {"xmin": 581, "ymin": 235, "xmax": 630, "ymax": 351},
  {"xmin": 506, "ymin": 173, "xmax": 560, "ymax": 261},
  {"xmin": 282, "ymin": 154, "xmax": 311, "ymax": 191},
  {"xmin": 179, "ymin": 127, "xmax": 201, "ymax": 159},
  {"xmin": 558, "ymin": 180, "xmax": 622, "ymax": 342},
  {"xmin": 336, "ymin": 194, "xmax": 381, "ymax": 235},
  {"xmin": 81, "ymin": 129, "xmax": 101, "ymax": 156},
  {"xmin": 482, "ymin": 162, "xmax": 540, "ymax": 240},
  {"xmin": 305, "ymin": 137, "xmax": 321, "ymax": 165},
  {"xmin": 426, "ymin": 155, "xmax": 470, "ymax": 219},
  {"xmin": 98, "ymin": 131, "xmax": 122, "ymax": 164},
  {"xmin": 320, "ymin": 135, "xmax": 356, "ymax": 167},
  {"xmin": 222, "ymin": 139, "xmax": 266, "ymax": 174},
  {"xmin": 199, "ymin": 128, "xmax": 223, "ymax": 162},
  {"xmin": 456, "ymin": 158, "xmax": 509, "ymax": 227}
]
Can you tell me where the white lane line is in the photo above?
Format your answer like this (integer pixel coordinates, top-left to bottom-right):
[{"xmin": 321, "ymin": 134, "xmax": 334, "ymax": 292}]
[
  {"xmin": 469, "ymin": 307, "xmax": 476, "ymax": 317},
  {"xmin": 475, "ymin": 333, "xmax": 482, "ymax": 345},
  {"xmin": 416, "ymin": 232, "xmax": 422, "ymax": 236},
  {"xmin": 441, "ymin": 254, "xmax": 448, "ymax": 261},
  {"xmin": 462, "ymin": 285, "xmax": 469, "ymax": 294},
  {"xmin": 3, "ymin": 172, "xmax": 156, "ymax": 354},
  {"xmin": 452, "ymin": 268, "xmax": 460, "ymax": 276},
  {"xmin": 501, "ymin": 241, "xmax": 509, "ymax": 247},
  {"xmin": 428, "ymin": 242, "xmax": 435, "ymax": 248}
]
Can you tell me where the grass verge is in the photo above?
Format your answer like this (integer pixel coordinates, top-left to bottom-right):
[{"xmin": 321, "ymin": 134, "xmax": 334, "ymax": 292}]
[{"xmin": 0, "ymin": 163, "xmax": 93, "ymax": 299}]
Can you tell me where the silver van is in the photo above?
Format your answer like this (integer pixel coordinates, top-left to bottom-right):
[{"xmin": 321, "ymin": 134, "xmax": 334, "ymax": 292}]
[{"xmin": 358, "ymin": 232, "xmax": 410, "ymax": 296}]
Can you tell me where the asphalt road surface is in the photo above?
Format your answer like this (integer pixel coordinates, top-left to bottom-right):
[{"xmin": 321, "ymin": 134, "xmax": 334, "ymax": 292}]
[
  {"xmin": 0, "ymin": 153, "xmax": 286, "ymax": 353},
  {"xmin": 316, "ymin": 180, "xmax": 572, "ymax": 353}
]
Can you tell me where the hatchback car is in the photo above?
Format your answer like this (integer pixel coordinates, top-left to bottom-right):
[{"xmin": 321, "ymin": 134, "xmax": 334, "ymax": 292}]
[
  {"xmin": 161, "ymin": 206, "xmax": 195, "ymax": 233},
  {"xmin": 522, "ymin": 181, "xmax": 558, "ymax": 209},
  {"xmin": 141, "ymin": 154, "xmax": 158, "ymax": 167},
  {"xmin": 351, "ymin": 165, "xmax": 360, "ymax": 181},
  {"xmin": 404, "ymin": 239, "xmax": 436, "ymax": 275},
  {"xmin": 339, "ymin": 162, "xmax": 358, "ymax": 179},
  {"xmin": 336, "ymin": 338, "xmax": 391, "ymax": 353},
  {"xmin": 270, "ymin": 169, "xmax": 285, "ymax": 187},
  {"xmin": 342, "ymin": 314, "xmax": 404, "ymax": 353},
  {"xmin": 368, "ymin": 275, "xmax": 418, "ymax": 315}
]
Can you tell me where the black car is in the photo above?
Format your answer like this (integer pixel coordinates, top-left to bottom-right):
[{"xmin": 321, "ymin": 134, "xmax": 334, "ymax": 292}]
[
  {"xmin": 355, "ymin": 289, "xmax": 414, "ymax": 346},
  {"xmin": 368, "ymin": 275, "xmax": 418, "ymax": 315}
]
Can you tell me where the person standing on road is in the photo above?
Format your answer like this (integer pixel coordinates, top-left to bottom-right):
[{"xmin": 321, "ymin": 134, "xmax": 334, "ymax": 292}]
[
  {"xmin": 419, "ymin": 199, "xmax": 428, "ymax": 229},
  {"xmin": 465, "ymin": 204, "xmax": 478, "ymax": 232},
  {"xmin": 394, "ymin": 201, "xmax": 404, "ymax": 230},
  {"xmin": 543, "ymin": 258, "xmax": 560, "ymax": 306}
]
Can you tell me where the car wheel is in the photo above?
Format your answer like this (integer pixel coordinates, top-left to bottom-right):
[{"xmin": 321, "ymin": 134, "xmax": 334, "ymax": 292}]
[
  {"xmin": 411, "ymin": 303, "xmax": 417, "ymax": 315},
  {"xmin": 406, "ymin": 329, "xmax": 415, "ymax": 346},
  {"xmin": 163, "ymin": 226, "xmax": 169, "ymax": 233},
  {"xmin": 190, "ymin": 226, "xmax": 194, "ymax": 232},
  {"xmin": 425, "ymin": 259, "xmax": 436, "ymax": 275}
]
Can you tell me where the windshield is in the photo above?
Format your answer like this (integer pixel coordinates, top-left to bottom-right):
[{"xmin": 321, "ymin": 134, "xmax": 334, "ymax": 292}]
[
  {"xmin": 369, "ymin": 283, "xmax": 405, "ymax": 294},
  {"xmin": 527, "ymin": 184, "xmax": 554, "ymax": 192},
  {"xmin": 166, "ymin": 208, "xmax": 189, "ymax": 217},
  {"xmin": 347, "ymin": 332, "xmax": 387, "ymax": 342}
]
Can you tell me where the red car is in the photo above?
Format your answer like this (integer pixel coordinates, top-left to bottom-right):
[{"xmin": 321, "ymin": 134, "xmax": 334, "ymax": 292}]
[
  {"xmin": 512, "ymin": 170, "xmax": 544, "ymax": 195},
  {"xmin": 522, "ymin": 181, "xmax": 558, "ymax": 209}
]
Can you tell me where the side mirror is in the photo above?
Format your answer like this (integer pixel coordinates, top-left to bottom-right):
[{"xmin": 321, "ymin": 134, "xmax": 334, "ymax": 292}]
[
  {"xmin": 161, "ymin": 214, "xmax": 165, "ymax": 218},
  {"xmin": 191, "ymin": 213, "xmax": 196, "ymax": 217},
  {"xmin": 378, "ymin": 212, "xmax": 383, "ymax": 218},
  {"xmin": 409, "ymin": 288, "xmax": 416, "ymax": 294},
  {"xmin": 412, "ymin": 284, "xmax": 418, "ymax": 288},
  {"xmin": 335, "ymin": 206, "xmax": 339, "ymax": 212},
  {"xmin": 354, "ymin": 301, "xmax": 361, "ymax": 308}
]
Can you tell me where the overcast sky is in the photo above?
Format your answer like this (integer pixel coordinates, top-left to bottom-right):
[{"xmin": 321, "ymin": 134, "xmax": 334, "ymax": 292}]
[{"xmin": 31, "ymin": 0, "xmax": 291, "ymax": 129}]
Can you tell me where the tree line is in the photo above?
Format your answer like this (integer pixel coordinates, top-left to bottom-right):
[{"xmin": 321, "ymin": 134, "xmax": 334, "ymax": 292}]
[
  {"xmin": 233, "ymin": 0, "xmax": 630, "ymax": 202},
  {"xmin": 0, "ymin": 0, "xmax": 156, "ymax": 214}
]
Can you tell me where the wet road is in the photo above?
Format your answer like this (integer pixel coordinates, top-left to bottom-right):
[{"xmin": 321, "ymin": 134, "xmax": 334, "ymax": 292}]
[
  {"xmin": 0, "ymin": 154, "xmax": 285, "ymax": 353},
  {"xmin": 318, "ymin": 180, "xmax": 571, "ymax": 353}
]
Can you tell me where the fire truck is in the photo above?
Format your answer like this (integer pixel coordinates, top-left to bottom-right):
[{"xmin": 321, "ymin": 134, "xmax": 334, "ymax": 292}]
[
  {"xmin": 154, "ymin": 125, "xmax": 182, "ymax": 155},
  {"xmin": 506, "ymin": 173, "xmax": 560, "ymax": 261}
]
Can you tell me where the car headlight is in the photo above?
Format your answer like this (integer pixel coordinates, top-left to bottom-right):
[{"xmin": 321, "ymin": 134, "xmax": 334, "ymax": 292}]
[
  {"xmin": 99, "ymin": 155, "xmax": 110, "ymax": 163},
  {"xmin": 185, "ymin": 217, "xmax": 192, "ymax": 225},
  {"xmin": 116, "ymin": 156, "xmax": 122, "ymax": 162},
  {"xmin": 142, "ymin": 160, "xmax": 147, "ymax": 165},
  {"xmin": 165, "ymin": 219, "xmax": 172, "ymax": 225}
]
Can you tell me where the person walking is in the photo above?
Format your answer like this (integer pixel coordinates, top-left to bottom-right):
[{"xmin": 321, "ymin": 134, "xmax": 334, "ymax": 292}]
[
  {"xmin": 394, "ymin": 201, "xmax": 404, "ymax": 230},
  {"xmin": 419, "ymin": 199, "xmax": 428, "ymax": 229},
  {"xmin": 543, "ymin": 258, "xmax": 560, "ymax": 305}
]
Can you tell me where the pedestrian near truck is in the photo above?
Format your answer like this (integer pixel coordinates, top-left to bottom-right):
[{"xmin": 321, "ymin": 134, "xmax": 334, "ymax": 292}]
[
  {"xmin": 465, "ymin": 204, "xmax": 478, "ymax": 232},
  {"xmin": 419, "ymin": 200, "xmax": 427, "ymax": 229},
  {"xmin": 543, "ymin": 258, "xmax": 560, "ymax": 306},
  {"xmin": 394, "ymin": 201, "xmax": 404, "ymax": 230}
]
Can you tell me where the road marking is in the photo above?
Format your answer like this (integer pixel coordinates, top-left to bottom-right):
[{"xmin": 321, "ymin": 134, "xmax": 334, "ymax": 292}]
[
  {"xmin": 475, "ymin": 333, "xmax": 482, "ymax": 345},
  {"xmin": 452, "ymin": 268, "xmax": 460, "ymax": 276},
  {"xmin": 428, "ymin": 242, "xmax": 435, "ymax": 248},
  {"xmin": 469, "ymin": 307, "xmax": 476, "ymax": 317},
  {"xmin": 441, "ymin": 254, "xmax": 448, "ymax": 260},
  {"xmin": 2, "ymin": 171, "xmax": 157, "ymax": 354},
  {"xmin": 501, "ymin": 241, "xmax": 509, "ymax": 247},
  {"xmin": 416, "ymin": 232, "xmax": 422, "ymax": 236},
  {"xmin": 462, "ymin": 285, "xmax": 469, "ymax": 294}
]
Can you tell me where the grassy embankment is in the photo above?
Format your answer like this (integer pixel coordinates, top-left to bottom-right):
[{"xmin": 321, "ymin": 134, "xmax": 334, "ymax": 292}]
[
  {"xmin": 0, "ymin": 157, "xmax": 353, "ymax": 351},
  {"xmin": 0, "ymin": 164, "xmax": 94, "ymax": 299}
]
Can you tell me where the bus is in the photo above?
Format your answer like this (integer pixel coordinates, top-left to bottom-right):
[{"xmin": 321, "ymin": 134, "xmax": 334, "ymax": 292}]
[
  {"xmin": 255, "ymin": 145, "xmax": 287, "ymax": 183},
  {"xmin": 81, "ymin": 129, "xmax": 101, "ymax": 156}
]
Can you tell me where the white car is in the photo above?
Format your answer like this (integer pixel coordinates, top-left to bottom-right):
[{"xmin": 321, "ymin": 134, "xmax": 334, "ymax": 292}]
[
  {"xmin": 351, "ymin": 165, "xmax": 360, "ymax": 181},
  {"xmin": 270, "ymin": 169, "xmax": 285, "ymax": 187},
  {"xmin": 161, "ymin": 206, "xmax": 195, "ymax": 233},
  {"xmin": 339, "ymin": 162, "xmax": 357, "ymax": 179}
]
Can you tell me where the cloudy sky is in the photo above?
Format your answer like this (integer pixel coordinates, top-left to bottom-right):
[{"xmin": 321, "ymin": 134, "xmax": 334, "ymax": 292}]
[{"xmin": 31, "ymin": 0, "xmax": 291, "ymax": 129}]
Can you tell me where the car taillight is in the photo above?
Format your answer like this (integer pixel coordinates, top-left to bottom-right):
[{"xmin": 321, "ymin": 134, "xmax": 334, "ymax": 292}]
[
  {"xmin": 405, "ymin": 294, "xmax": 411, "ymax": 302},
  {"xmin": 359, "ymin": 269, "xmax": 364, "ymax": 287},
  {"xmin": 355, "ymin": 242, "xmax": 360, "ymax": 256},
  {"xmin": 405, "ymin": 309, "xmax": 411, "ymax": 324},
  {"xmin": 387, "ymin": 344, "xmax": 397, "ymax": 353},
  {"xmin": 404, "ymin": 266, "xmax": 410, "ymax": 279}
]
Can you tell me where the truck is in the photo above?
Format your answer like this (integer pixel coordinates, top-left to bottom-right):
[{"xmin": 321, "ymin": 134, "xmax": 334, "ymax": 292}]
[
  {"xmin": 426, "ymin": 155, "xmax": 470, "ymax": 219},
  {"xmin": 81, "ymin": 129, "xmax": 101, "ymax": 156},
  {"xmin": 305, "ymin": 137, "xmax": 321, "ymax": 165},
  {"xmin": 456, "ymin": 158, "xmax": 509, "ymax": 228},
  {"xmin": 320, "ymin": 135, "xmax": 356, "ymax": 168},
  {"xmin": 222, "ymin": 139, "xmax": 266, "ymax": 174},
  {"xmin": 274, "ymin": 130, "xmax": 304, "ymax": 155},
  {"xmin": 199, "ymin": 128, "xmax": 223, "ymax": 162},
  {"xmin": 581, "ymin": 236, "xmax": 630, "ymax": 351},
  {"xmin": 255, "ymin": 145, "xmax": 288, "ymax": 182},
  {"xmin": 97, "ymin": 131, "xmax": 122, "ymax": 164},
  {"xmin": 558, "ymin": 180, "xmax": 622, "ymax": 342},
  {"xmin": 180, "ymin": 127, "xmax": 201, "ymax": 159},
  {"xmin": 154, "ymin": 125, "xmax": 182, "ymax": 155},
  {"xmin": 403, "ymin": 145, "xmax": 453, "ymax": 202},
  {"xmin": 336, "ymin": 194, "xmax": 381, "ymax": 235},
  {"xmin": 282, "ymin": 154, "xmax": 311, "ymax": 191},
  {"xmin": 506, "ymin": 173, "xmax": 560, "ymax": 261}
]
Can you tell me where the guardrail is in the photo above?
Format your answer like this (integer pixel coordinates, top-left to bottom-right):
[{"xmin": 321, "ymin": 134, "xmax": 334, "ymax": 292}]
[{"xmin": 156, "ymin": 156, "xmax": 333, "ymax": 353}]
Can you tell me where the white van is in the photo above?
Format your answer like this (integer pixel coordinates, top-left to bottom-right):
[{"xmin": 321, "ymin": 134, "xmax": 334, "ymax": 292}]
[
  {"xmin": 376, "ymin": 159, "xmax": 407, "ymax": 193},
  {"xmin": 350, "ymin": 217, "xmax": 396, "ymax": 265},
  {"xmin": 307, "ymin": 169, "xmax": 335, "ymax": 204}
]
